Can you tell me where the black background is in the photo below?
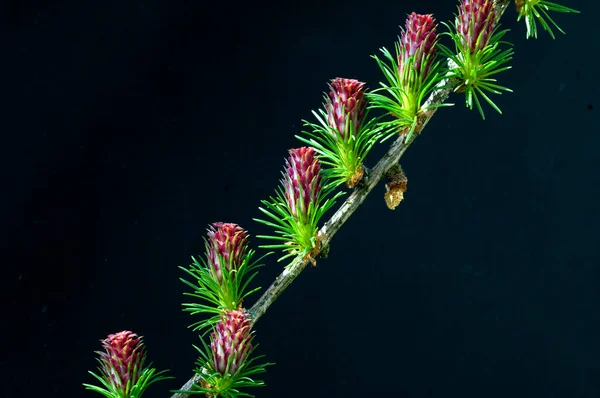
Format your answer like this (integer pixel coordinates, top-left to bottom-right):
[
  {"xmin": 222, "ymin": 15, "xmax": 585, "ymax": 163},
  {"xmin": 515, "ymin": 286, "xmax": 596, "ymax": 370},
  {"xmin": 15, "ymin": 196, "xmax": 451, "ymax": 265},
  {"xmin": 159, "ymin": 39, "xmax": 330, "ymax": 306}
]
[{"xmin": 3, "ymin": 0, "xmax": 598, "ymax": 397}]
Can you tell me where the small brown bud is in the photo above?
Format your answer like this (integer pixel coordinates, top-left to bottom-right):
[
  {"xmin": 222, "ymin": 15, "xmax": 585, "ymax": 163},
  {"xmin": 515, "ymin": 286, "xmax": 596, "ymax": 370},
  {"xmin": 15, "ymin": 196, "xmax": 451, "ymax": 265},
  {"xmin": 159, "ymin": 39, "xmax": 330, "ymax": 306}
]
[
  {"xmin": 346, "ymin": 164, "xmax": 365, "ymax": 189},
  {"xmin": 384, "ymin": 164, "xmax": 407, "ymax": 210}
]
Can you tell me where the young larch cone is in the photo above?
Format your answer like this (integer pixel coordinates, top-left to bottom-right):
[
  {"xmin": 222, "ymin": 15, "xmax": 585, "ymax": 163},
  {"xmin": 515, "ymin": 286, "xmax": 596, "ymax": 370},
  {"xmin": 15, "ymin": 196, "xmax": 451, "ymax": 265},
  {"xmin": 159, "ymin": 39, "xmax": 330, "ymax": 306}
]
[
  {"xmin": 457, "ymin": 0, "xmax": 496, "ymax": 52},
  {"xmin": 399, "ymin": 13, "xmax": 438, "ymax": 82},
  {"xmin": 325, "ymin": 77, "xmax": 367, "ymax": 140},
  {"xmin": 99, "ymin": 331, "xmax": 145, "ymax": 397},
  {"xmin": 283, "ymin": 147, "xmax": 322, "ymax": 220},
  {"xmin": 211, "ymin": 309, "xmax": 253, "ymax": 376},
  {"xmin": 206, "ymin": 222, "xmax": 249, "ymax": 284}
]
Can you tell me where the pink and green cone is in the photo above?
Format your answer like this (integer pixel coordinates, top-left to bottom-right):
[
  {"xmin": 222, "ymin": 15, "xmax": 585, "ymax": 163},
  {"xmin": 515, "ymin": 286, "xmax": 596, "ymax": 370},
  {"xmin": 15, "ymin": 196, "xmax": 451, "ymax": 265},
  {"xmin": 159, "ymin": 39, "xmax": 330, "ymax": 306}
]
[
  {"xmin": 206, "ymin": 222, "xmax": 250, "ymax": 284},
  {"xmin": 398, "ymin": 12, "xmax": 438, "ymax": 91},
  {"xmin": 256, "ymin": 146, "xmax": 341, "ymax": 263},
  {"xmin": 83, "ymin": 331, "xmax": 171, "ymax": 398},
  {"xmin": 439, "ymin": 0, "xmax": 513, "ymax": 119},
  {"xmin": 211, "ymin": 309, "xmax": 254, "ymax": 376},
  {"xmin": 369, "ymin": 12, "xmax": 444, "ymax": 143},
  {"xmin": 283, "ymin": 147, "xmax": 322, "ymax": 221},
  {"xmin": 456, "ymin": 0, "xmax": 496, "ymax": 52},
  {"xmin": 100, "ymin": 331, "xmax": 144, "ymax": 393},
  {"xmin": 298, "ymin": 77, "xmax": 380, "ymax": 188},
  {"xmin": 326, "ymin": 78, "xmax": 367, "ymax": 141},
  {"xmin": 190, "ymin": 309, "xmax": 272, "ymax": 397},
  {"xmin": 181, "ymin": 220, "xmax": 263, "ymax": 333}
]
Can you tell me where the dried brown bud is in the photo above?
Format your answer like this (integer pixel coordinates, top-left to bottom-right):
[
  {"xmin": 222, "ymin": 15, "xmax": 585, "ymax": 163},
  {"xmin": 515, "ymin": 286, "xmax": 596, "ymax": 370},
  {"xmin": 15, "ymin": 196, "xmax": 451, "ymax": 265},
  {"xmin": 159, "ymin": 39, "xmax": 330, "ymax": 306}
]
[
  {"xmin": 384, "ymin": 164, "xmax": 407, "ymax": 210},
  {"xmin": 346, "ymin": 164, "xmax": 365, "ymax": 189}
]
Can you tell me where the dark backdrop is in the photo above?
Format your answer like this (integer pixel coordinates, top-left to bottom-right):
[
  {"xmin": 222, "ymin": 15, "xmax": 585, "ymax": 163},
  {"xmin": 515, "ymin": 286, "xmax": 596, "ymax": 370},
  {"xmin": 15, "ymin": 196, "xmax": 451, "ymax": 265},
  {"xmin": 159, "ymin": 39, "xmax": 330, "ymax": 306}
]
[{"xmin": 3, "ymin": 0, "xmax": 598, "ymax": 397}]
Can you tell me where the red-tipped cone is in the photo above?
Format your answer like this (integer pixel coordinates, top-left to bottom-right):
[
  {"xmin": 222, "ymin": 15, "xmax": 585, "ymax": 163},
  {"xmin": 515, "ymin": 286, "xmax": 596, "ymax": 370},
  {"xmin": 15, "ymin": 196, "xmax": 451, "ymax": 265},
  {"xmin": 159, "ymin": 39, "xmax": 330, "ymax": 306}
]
[
  {"xmin": 457, "ymin": 0, "xmax": 496, "ymax": 52},
  {"xmin": 283, "ymin": 147, "xmax": 322, "ymax": 220},
  {"xmin": 210, "ymin": 309, "xmax": 254, "ymax": 376},
  {"xmin": 99, "ymin": 331, "xmax": 145, "ymax": 397},
  {"xmin": 326, "ymin": 78, "xmax": 367, "ymax": 140},
  {"xmin": 206, "ymin": 222, "xmax": 249, "ymax": 284},
  {"xmin": 399, "ymin": 13, "xmax": 438, "ymax": 83}
]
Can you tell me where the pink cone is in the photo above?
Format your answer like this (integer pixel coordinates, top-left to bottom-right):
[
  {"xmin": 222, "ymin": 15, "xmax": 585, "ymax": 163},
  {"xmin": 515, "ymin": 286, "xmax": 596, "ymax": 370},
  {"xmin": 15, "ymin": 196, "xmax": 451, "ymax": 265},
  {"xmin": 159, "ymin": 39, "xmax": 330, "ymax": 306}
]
[
  {"xmin": 210, "ymin": 309, "xmax": 253, "ymax": 376},
  {"xmin": 206, "ymin": 222, "xmax": 249, "ymax": 284},
  {"xmin": 283, "ymin": 147, "xmax": 322, "ymax": 219},
  {"xmin": 326, "ymin": 77, "xmax": 367, "ymax": 140},
  {"xmin": 457, "ymin": 0, "xmax": 496, "ymax": 52},
  {"xmin": 399, "ymin": 13, "xmax": 438, "ymax": 80},
  {"xmin": 98, "ymin": 331, "xmax": 145, "ymax": 396}
]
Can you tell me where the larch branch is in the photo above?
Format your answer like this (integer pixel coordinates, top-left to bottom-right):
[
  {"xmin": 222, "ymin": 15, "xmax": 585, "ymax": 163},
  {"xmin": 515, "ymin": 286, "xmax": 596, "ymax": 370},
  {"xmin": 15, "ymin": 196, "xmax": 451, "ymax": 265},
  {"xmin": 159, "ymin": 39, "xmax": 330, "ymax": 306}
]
[{"xmin": 170, "ymin": 1, "xmax": 511, "ymax": 396}]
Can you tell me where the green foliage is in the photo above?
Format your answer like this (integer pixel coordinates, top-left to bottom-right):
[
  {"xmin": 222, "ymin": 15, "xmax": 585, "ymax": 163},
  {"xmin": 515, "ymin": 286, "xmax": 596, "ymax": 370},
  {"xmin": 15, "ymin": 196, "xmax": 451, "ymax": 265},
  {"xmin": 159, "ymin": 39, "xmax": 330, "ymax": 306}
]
[
  {"xmin": 439, "ymin": 22, "xmax": 513, "ymax": 119},
  {"xmin": 254, "ymin": 169, "xmax": 343, "ymax": 264},
  {"xmin": 171, "ymin": 339, "xmax": 273, "ymax": 398},
  {"xmin": 517, "ymin": 0, "xmax": 580, "ymax": 39},
  {"xmin": 180, "ymin": 249, "xmax": 267, "ymax": 334},
  {"xmin": 368, "ymin": 43, "xmax": 449, "ymax": 143},
  {"xmin": 83, "ymin": 365, "xmax": 172, "ymax": 398},
  {"xmin": 296, "ymin": 108, "xmax": 384, "ymax": 188}
]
